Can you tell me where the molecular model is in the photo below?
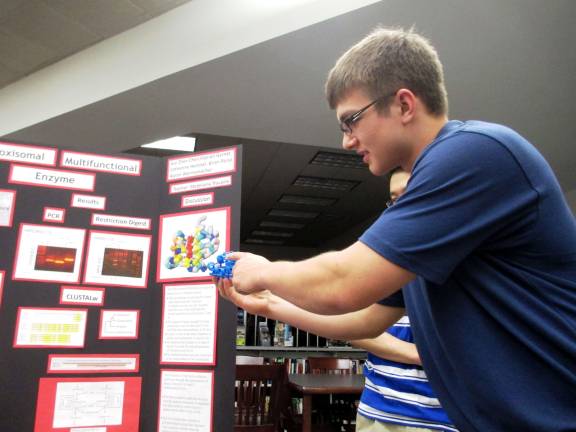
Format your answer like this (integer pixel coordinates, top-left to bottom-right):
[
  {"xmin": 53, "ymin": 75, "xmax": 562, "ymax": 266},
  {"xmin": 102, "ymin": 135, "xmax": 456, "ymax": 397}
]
[
  {"xmin": 209, "ymin": 252, "xmax": 235, "ymax": 279},
  {"xmin": 164, "ymin": 215, "xmax": 220, "ymax": 273}
]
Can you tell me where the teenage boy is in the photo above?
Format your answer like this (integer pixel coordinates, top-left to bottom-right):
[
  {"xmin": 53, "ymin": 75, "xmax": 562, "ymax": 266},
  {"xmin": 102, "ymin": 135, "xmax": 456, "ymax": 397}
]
[{"xmin": 219, "ymin": 28, "xmax": 576, "ymax": 432}]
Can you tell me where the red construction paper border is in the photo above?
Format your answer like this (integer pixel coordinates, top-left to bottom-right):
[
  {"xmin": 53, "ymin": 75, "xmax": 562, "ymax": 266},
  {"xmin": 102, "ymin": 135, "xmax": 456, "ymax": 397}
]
[
  {"xmin": 60, "ymin": 150, "xmax": 142, "ymax": 176},
  {"xmin": 90, "ymin": 213, "xmax": 151, "ymax": 230},
  {"xmin": 180, "ymin": 191, "xmax": 215, "ymax": 208},
  {"xmin": 160, "ymin": 283, "xmax": 218, "ymax": 366},
  {"xmin": 168, "ymin": 174, "xmax": 232, "ymax": 194},
  {"xmin": 0, "ymin": 140, "xmax": 58, "ymax": 166},
  {"xmin": 0, "ymin": 189, "xmax": 16, "ymax": 227},
  {"xmin": 12, "ymin": 223, "xmax": 86, "ymax": 284},
  {"xmin": 13, "ymin": 307, "xmax": 87, "ymax": 348},
  {"xmin": 42, "ymin": 207, "xmax": 66, "ymax": 223},
  {"xmin": 98, "ymin": 309, "xmax": 140, "ymax": 340},
  {"xmin": 166, "ymin": 146, "xmax": 237, "ymax": 182},
  {"xmin": 34, "ymin": 376, "xmax": 141, "ymax": 431},
  {"xmin": 70, "ymin": 193, "xmax": 107, "ymax": 210},
  {"xmin": 59, "ymin": 286, "xmax": 105, "ymax": 306},
  {"xmin": 8, "ymin": 164, "xmax": 96, "ymax": 191},
  {"xmin": 157, "ymin": 369, "xmax": 213, "ymax": 432},
  {"xmin": 156, "ymin": 206, "xmax": 230, "ymax": 283},
  {"xmin": 47, "ymin": 354, "xmax": 140, "ymax": 374},
  {"xmin": 83, "ymin": 230, "xmax": 151, "ymax": 288}
]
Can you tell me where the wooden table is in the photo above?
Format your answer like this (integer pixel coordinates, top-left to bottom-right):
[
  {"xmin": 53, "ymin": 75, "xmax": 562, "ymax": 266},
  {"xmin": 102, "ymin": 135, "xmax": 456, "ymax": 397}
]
[{"xmin": 288, "ymin": 374, "xmax": 364, "ymax": 432}]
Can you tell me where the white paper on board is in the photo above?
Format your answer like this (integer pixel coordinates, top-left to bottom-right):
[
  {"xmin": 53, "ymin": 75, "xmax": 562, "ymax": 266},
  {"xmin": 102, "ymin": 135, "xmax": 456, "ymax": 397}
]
[{"xmin": 161, "ymin": 284, "xmax": 216, "ymax": 364}]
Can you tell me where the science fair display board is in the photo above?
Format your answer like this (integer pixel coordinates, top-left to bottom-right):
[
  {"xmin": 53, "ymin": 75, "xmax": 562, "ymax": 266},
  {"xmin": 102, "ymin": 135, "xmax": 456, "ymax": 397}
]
[{"xmin": 0, "ymin": 141, "xmax": 241, "ymax": 432}]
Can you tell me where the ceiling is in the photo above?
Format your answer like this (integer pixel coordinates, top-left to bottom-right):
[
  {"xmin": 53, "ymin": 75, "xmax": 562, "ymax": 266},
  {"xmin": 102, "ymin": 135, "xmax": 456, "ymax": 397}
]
[
  {"xmin": 130, "ymin": 134, "xmax": 391, "ymax": 260},
  {"xmin": 0, "ymin": 0, "xmax": 193, "ymax": 88},
  {"xmin": 1, "ymin": 0, "xmax": 575, "ymax": 260}
]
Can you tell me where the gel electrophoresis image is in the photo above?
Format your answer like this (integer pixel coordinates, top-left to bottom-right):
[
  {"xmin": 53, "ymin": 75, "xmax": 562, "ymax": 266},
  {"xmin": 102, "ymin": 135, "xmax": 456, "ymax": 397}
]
[
  {"xmin": 34, "ymin": 246, "xmax": 76, "ymax": 273},
  {"xmin": 102, "ymin": 248, "xmax": 143, "ymax": 278}
]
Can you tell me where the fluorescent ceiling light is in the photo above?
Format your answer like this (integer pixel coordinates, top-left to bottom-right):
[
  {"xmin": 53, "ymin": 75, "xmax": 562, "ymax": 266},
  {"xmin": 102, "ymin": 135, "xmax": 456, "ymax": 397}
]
[{"xmin": 140, "ymin": 136, "xmax": 196, "ymax": 151}]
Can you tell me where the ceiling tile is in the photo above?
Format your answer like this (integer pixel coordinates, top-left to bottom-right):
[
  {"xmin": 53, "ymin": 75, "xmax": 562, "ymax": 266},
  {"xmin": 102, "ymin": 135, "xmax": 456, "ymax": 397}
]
[
  {"xmin": 0, "ymin": 29, "xmax": 54, "ymax": 73},
  {"xmin": 48, "ymin": 0, "xmax": 146, "ymax": 36},
  {"xmin": 128, "ymin": 0, "xmax": 191, "ymax": 14},
  {"xmin": 0, "ymin": 0, "xmax": 97, "ymax": 54},
  {"xmin": 0, "ymin": 63, "xmax": 19, "ymax": 87},
  {"xmin": 0, "ymin": 0, "xmax": 26, "ymax": 19},
  {"xmin": 0, "ymin": 0, "xmax": 195, "ymax": 92}
]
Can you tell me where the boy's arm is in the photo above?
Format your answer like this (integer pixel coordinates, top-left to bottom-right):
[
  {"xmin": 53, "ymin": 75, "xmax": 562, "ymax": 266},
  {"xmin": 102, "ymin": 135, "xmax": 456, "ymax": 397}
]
[
  {"xmin": 351, "ymin": 333, "xmax": 422, "ymax": 365},
  {"xmin": 219, "ymin": 284, "xmax": 404, "ymax": 340},
  {"xmin": 222, "ymin": 242, "xmax": 415, "ymax": 315}
]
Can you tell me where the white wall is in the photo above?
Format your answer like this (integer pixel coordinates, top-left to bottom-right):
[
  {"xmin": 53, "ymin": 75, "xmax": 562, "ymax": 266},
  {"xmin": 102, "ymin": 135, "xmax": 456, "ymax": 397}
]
[
  {"xmin": 564, "ymin": 188, "xmax": 576, "ymax": 216},
  {"xmin": 0, "ymin": 0, "xmax": 380, "ymax": 137}
]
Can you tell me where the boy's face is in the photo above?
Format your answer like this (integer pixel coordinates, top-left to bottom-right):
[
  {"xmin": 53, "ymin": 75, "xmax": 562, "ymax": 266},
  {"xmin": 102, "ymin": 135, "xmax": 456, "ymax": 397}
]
[
  {"xmin": 335, "ymin": 88, "xmax": 406, "ymax": 176},
  {"xmin": 389, "ymin": 171, "xmax": 410, "ymax": 203}
]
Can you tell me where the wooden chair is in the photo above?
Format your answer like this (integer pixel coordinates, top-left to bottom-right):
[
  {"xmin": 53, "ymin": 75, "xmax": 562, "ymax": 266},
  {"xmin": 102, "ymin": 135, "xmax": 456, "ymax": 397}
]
[
  {"xmin": 234, "ymin": 363, "xmax": 288, "ymax": 431},
  {"xmin": 306, "ymin": 358, "xmax": 357, "ymax": 432},
  {"xmin": 307, "ymin": 357, "xmax": 352, "ymax": 375}
]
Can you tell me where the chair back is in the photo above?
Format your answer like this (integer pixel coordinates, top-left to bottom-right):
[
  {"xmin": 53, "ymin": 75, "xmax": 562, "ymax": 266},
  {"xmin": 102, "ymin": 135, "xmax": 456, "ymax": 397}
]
[
  {"xmin": 235, "ymin": 363, "xmax": 287, "ymax": 431},
  {"xmin": 307, "ymin": 357, "xmax": 352, "ymax": 375},
  {"xmin": 305, "ymin": 357, "xmax": 357, "ymax": 431}
]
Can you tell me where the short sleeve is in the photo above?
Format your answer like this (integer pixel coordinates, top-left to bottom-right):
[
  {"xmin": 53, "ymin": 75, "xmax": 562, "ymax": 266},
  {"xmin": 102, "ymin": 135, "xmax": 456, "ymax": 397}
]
[
  {"xmin": 360, "ymin": 131, "xmax": 539, "ymax": 284},
  {"xmin": 377, "ymin": 289, "xmax": 405, "ymax": 307}
]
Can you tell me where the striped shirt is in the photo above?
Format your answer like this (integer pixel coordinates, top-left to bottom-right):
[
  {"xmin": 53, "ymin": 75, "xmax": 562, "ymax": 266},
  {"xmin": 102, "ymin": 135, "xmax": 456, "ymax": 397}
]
[{"xmin": 358, "ymin": 316, "xmax": 457, "ymax": 431}]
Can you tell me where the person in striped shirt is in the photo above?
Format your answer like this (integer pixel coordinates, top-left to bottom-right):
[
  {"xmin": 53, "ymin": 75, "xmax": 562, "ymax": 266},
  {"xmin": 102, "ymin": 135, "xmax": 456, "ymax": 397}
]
[
  {"xmin": 222, "ymin": 169, "xmax": 456, "ymax": 431},
  {"xmin": 353, "ymin": 315, "xmax": 455, "ymax": 432},
  {"xmin": 351, "ymin": 168, "xmax": 455, "ymax": 432}
]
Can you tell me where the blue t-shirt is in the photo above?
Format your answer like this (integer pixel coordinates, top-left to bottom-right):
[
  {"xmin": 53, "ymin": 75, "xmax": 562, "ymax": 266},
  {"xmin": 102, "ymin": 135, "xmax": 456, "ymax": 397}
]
[
  {"xmin": 359, "ymin": 120, "xmax": 576, "ymax": 432},
  {"xmin": 359, "ymin": 315, "xmax": 457, "ymax": 431}
]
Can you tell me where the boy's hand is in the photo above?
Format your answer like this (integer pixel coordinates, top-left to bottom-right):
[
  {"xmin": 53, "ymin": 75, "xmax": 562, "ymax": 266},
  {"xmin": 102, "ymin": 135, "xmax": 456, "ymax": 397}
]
[
  {"xmin": 226, "ymin": 252, "xmax": 270, "ymax": 294},
  {"xmin": 217, "ymin": 277, "xmax": 273, "ymax": 316}
]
